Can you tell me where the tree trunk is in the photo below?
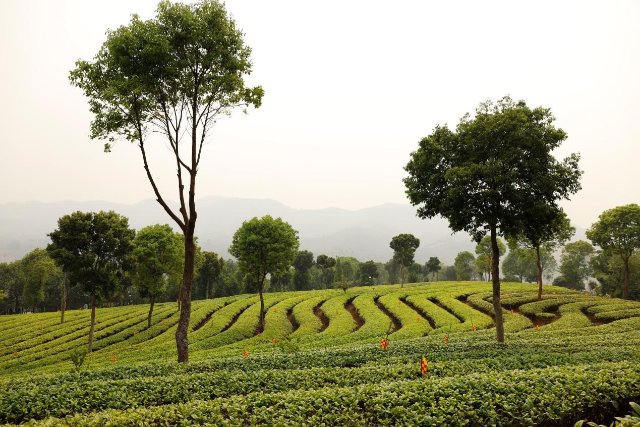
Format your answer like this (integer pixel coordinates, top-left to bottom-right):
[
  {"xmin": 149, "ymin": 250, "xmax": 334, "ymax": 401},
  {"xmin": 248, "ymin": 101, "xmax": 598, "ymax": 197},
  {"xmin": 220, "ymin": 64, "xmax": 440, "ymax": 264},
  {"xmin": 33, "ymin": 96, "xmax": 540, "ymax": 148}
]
[
  {"xmin": 536, "ymin": 245, "xmax": 543, "ymax": 300},
  {"xmin": 623, "ymin": 256, "xmax": 630, "ymax": 299},
  {"xmin": 400, "ymin": 265, "xmax": 405, "ymax": 288},
  {"xmin": 60, "ymin": 272, "xmax": 67, "ymax": 324},
  {"xmin": 205, "ymin": 279, "xmax": 210, "ymax": 300},
  {"xmin": 257, "ymin": 274, "xmax": 266, "ymax": 334},
  {"xmin": 88, "ymin": 294, "xmax": 96, "ymax": 352},
  {"xmin": 148, "ymin": 295, "xmax": 155, "ymax": 328},
  {"xmin": 175, "ymin": 233, "xmax": 195, "ymax": 363},
  {"xmin": 490, "ymin": 226, "xmax": 505, "ymax": 343}
]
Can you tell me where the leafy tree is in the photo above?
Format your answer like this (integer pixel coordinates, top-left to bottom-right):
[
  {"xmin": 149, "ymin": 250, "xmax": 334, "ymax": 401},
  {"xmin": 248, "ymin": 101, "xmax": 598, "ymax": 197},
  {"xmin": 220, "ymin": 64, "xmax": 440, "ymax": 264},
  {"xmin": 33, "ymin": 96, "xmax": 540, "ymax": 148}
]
[
  {"xmin": 425, "ymin": 257, "xmax": 442, "ymax": 281},
  {"xmin": 512, "ymin": 210, "xmax": 574, "ymax": 299},
  {"xmin": 591, "ymin": 251, "xmax": 640, "ymax": 300},
  {"xmin": 439, "ymin": 265, "xmax": 456, "ymax": 281},
  {"xmin": 586, "ymin": 204, "xmax": 640, "ymax": 299},
  {"xmin": 334, "ymin": 257, "xmax": 350, "ymax": 292},
  {"xmin": 21, "ymin": 249, "xmax": 61, "ymax": 312},
  {"xmin": 502, "ymin": 245, "xmax": 537, "ymax": 283},
  {"xmin": 197, "ymin": 252, "xmax": 224, "ymax": 299},
  {"xmin": 316, "ymin": 255, "xmax": 336, "ymax": 288},
  {"xmin": 475, "ymin": 236, "xmax": 506, "ymax": 281},
  {"xmin": 229, "ymin": 216, "xmax": 299, "ymax": 333},
  {"xmin": 293, "ymin": 250, "xmax": 315, "ymax": 291},
  {"xmin": 555, "ymin": 240, "xmax": 594, "ymax": 290},
  {"xmin": 47, "ymin": 211, "xmax": 135, "ymax": 351},
  {"xmin": 389, "ymin": 234, "xmax": 420, "ymax": 287},
  {"xmin": 70, "ymin": 0, "xmax": 263, "ymax": 363},
  {"xmin": 0, "ymin": 261, "xmax": 23, "ymax": 314},
  {"xmin": 454, "ymin": 251, "xmax": 476, "ymax": 281},
  {"xmin": 404, "ymin": 97, "xmax": 581, "ymax": 342},
  {"xmin": 132, "ymin": 225, "xmax": 184, "ymax": 327},
  {"xmin": 360, "ymin": 260, "xmax": 379, "ymax": 285}
]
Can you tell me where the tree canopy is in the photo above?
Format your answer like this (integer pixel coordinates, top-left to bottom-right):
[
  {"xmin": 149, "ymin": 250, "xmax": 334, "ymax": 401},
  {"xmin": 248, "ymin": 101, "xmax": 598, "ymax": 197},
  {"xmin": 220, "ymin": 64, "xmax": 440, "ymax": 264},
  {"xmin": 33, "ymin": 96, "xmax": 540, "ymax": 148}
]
[
  {"xmin": 403, "ymin": 96, "xmax": 582, "ymax": 342},
  {"xmin": 47, "ymin": 211, "xmax": 135, "ymax": 350},
  {"xmin": 389, "ymin": 234, "xmax": 420, "ymax": 286},
  {"xmin": 229, "ymin": 215, "xmax": 299, "ymax": 333},
  {"xmin": 586, "ymin": 204, "xmax": 640, "ymax": 299}
]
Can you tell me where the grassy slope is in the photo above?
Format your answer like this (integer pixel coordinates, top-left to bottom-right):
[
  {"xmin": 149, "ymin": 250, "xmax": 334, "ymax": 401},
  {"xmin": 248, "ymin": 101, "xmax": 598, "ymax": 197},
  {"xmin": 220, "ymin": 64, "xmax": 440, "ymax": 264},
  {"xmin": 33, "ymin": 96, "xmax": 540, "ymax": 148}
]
[{"xmin": 1, "ymin": 282, "xmax": 640, "ymax": 426}]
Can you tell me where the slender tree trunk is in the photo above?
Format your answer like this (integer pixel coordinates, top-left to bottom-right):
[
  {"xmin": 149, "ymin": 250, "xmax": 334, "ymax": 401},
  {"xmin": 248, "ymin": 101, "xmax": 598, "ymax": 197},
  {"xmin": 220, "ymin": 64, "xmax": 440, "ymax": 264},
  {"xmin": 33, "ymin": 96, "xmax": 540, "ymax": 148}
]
[
  {"xmin": 536, "ymin": 245, "xmax": 543, "ymax": 300},
  {"xmin": 490, "ymin": 225, "xmax": 505, "ymax": 343},
  {"xmin": 60, "ymin": 272, "xmax": 67, "ymax": 324},
  {"xmin": 176, "ymin": 232, "xmax": 195, "ymax": 363},
  {"xmin": 257, "ymin": 274, "xmax": 266, "ymax": 334},
  {"xmin": 623, "ymin": 257, "xmax": 630, "ymax": 299},
  {"xmin": 88, "ymin": 294, "xmax": 96, "ymax": 352},
  {"xmin": 400, "ymin": 265, "xmax": 405, "ymax": 288},
  {"xmin": 148, "ymin": 295, "xmax": 155, "ymax": 328}
]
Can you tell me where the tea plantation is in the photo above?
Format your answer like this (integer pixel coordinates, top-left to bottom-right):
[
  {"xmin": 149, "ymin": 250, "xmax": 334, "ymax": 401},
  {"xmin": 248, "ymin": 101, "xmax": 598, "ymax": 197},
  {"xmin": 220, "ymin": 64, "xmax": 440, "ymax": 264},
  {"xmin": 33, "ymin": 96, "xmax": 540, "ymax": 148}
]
[{"xmin": 2, "ymin": 282, "xmax": 640, "ymax": 426}]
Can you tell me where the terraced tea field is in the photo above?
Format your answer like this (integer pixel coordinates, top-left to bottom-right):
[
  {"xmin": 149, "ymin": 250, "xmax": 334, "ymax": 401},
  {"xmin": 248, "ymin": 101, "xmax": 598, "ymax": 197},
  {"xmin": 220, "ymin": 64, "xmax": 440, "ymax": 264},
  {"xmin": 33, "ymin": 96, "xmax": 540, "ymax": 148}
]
[{"xmin": 2, "ymin": 282, "xmax": 640, "ymax": 425}]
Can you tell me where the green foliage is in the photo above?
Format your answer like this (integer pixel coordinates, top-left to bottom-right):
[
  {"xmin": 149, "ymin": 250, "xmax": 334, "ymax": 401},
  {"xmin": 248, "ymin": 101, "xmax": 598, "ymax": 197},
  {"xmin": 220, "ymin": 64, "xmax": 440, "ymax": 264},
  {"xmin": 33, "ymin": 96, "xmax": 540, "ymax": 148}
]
[
  {"xmin": 229, "ymin": 216, "xmax": 299, "ymax": 284},
  {"xmin": 69, "ymin": 347, "xmax": 87, "ymax": 371},
  {"xmin": 556, "ymin": 240, "xmax": 595, "ymax": 290},
  {"xmin": 360, "ymin": 261, "xmax": 379, "ymax": 285},
  {"xmin": 425, "ymin": 257, "xmax": 442, "ymax": 280},
  {"xmin": 475, "ymin": 236, "xmax": 505, "ymax": 280},
  {"xmin": 20, "ymin": 249, "xmax": 61, "ymax": 310},
  {"xmin": 196, "ymin": 251, "xmax": 224, "ymax": 299},
  {"xmin": 132, "ymin": 225, "xmax": 183, "ymax": 299},
  {"xmin": 47, "ymin": 211, "xmax": 135, "ymax": 302},
  {"xmin": 454, "ymin": 251, "xmax": 475, "ymax": 281},
  {"xmin": 390, "ymin": 234, "xmax": 420, "ymax": 285},
  {"xmin": 293, "ymin": 250, "xmax": 314, "ymax": 291},
  {"xmin": 587, "ymin": 204, "xmax": 640, "ymax": 299}
]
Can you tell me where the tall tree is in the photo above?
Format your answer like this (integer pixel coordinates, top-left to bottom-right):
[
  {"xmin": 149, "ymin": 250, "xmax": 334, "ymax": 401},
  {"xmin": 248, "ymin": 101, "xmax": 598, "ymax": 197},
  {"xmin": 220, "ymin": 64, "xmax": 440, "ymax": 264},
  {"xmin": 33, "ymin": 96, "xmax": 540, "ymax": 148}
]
[
  {"xmin": 47, "ymin": 211, "xmax": 134, "ymax": 351},
  {"xmin": 425, "ymin": 257, "xmax": 442, "ymax": 281},
  {"xmin": 228, "ymin": 216, "xmax": 299, "ymax": 333},
  {"xmin": 293, "ymin": 250, "xmax": 315, "ymax": 291},
  {"xmin": 404, "ymin": 97, "xmax": 581, "ymax": 342},
  {"xmin": 132, "ymin": 224, "xmax": 184, "ymax": 327},
  {"xmin": 389, "ymin": 234, "xmax": 420, "ymax": 287},
  {"xmin": 70, "ymin": 1, "xmax": 263, "ymax": 363},
  {"xmin": 514, "ymin": 209, "xmax": 574, "ymax": 299},
  {"xmin": 586, "ymin": 204, "xmax": 640, "ymax": 299},
  {"xmin": 197, "ymin": 252, "xmax": 224, "ymax": 299},
  {"xmin": 475, "ymin": 236, "xmax": 506, "ymax": 281},
  {"xmin": 454, "ymin": 251, "xmax": 476, "ymax": 281},
  {"xmin": 555, "ymin": 240, "xmax": 594, "ymax": 290}
]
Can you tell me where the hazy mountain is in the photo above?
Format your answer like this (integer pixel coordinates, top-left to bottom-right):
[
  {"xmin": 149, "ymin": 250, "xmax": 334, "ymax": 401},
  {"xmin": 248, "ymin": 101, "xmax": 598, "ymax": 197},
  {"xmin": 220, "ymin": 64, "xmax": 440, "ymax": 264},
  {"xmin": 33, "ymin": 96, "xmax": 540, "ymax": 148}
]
[{"xmin": 0, "ymin": 196, "xmax": 585, "ymax": 264}]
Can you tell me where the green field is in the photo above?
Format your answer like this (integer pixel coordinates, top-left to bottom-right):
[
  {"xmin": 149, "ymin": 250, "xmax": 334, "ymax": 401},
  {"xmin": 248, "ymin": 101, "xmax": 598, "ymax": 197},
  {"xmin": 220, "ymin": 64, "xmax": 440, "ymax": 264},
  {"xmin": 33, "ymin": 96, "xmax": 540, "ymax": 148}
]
[{"xmin": 2, "ymin": 282, "xmax": 640, "ymax": 426}]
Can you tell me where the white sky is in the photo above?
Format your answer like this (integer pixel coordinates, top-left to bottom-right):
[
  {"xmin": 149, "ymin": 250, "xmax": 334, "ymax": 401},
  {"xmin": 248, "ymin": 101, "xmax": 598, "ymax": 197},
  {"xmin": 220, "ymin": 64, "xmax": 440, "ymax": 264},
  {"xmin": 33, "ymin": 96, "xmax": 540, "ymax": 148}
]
[{"xmin": 1, "ymin": 0, "xmax": 639, "ymax": 229}]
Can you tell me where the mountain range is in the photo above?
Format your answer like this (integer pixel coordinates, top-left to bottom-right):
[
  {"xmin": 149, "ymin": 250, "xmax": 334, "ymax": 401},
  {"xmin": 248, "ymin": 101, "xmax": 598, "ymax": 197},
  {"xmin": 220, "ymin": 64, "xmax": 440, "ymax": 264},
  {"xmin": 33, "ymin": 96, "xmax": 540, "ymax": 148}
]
[{"xmin": 0, "ymin": 196, "xmax": 585, "ymax": 265}]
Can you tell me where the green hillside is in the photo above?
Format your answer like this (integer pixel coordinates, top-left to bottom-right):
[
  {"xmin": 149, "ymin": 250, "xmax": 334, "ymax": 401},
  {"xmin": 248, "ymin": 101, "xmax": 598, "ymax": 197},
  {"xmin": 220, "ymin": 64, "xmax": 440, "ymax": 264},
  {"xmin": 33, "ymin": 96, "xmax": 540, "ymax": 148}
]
[{"xmin": 2, "ymin": 282, "xmax": 640, "ymax": 425}]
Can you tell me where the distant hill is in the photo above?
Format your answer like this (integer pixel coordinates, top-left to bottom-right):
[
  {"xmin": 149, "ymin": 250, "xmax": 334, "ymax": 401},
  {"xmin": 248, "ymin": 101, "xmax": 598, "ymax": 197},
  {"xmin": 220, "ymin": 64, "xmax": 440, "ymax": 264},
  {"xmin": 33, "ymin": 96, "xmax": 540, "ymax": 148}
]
[{"xmin": 0, "ymin": 197, "xmax": 586, "ymax": 264}]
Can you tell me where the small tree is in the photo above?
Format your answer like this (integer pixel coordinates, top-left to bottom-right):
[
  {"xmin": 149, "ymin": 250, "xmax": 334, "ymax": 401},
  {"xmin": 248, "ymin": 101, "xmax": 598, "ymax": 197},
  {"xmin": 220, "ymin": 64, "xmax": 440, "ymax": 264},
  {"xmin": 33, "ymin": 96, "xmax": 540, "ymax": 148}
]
[
  {"xmin": 293, "ymin": 250, "xmax": 315, "ymax": 291},
  {"xmin": 389, "ymin": 234, "xmax": 420, "ymax": 287},
  {"xmin": 404, "ymin": 97, "xmax": 581, "ymax": 342},
  {"xmin": 425, "ymin": 257, "xmax": 442, "ymax": 281},
  {"xmin": 316, "ymin": 255, "xmax": 336, "ymax": 288},
  {"xmin": 132, "ymin": 224, "xmax": 183, "ymax": 327},
  {"xmin": 513, "ymin": 209, "xmax": 574, "ymax": 299},
  {"xmin": 454, "ymin": 251, "xmax": 476, "ymax": 281},
  {"xmin": 21, "ymin": 249, "xmax": 60, "ymax": 312},
  {"xmin": 229, "ymin": 216, "xmax": 299, "ymax": 333},
  {"xmin": 586, "ymin": 204, "xmax": 640, "ymax": 299},
  {"xmin": 70, "ymin": 0, "xmax": 263, "ymax": 363},
  {"xmin": 360, "ymin": 260, "xmax": 379, "ymax": 285},
  {"xmin": 556, "ymin": 240, "xmax": 594, "ymax": 290},
  {"xmin": 47, "ymin": 211, "xmax": 135, "ymax": 351},
  {"xmin": 198, "ymin": 252, "xmax": 224, "ymax": 299}
]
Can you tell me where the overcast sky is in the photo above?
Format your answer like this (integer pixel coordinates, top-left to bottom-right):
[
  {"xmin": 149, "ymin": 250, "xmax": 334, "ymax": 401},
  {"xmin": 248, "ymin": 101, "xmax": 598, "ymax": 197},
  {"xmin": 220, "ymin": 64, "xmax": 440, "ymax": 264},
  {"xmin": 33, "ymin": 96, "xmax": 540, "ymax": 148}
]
[{"xmin": 1, "ymin": 0, "xmax": 639, "ymax": 229}]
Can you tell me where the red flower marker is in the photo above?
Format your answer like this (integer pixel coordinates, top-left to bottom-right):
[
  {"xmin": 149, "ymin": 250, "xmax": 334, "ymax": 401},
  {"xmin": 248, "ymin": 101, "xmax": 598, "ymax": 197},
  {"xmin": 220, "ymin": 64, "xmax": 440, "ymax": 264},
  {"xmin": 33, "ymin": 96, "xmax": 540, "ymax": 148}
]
[
  {"xmin": 242, "ymin": 350, "xmax": 250, "ymax": 358},
  {"xmin": 380, "ymin": 338, "xmax": 389, "ymax": 349},
  {"xmin": 420, "ymin": 356, "xmax": 428, "ymax": 377},
  {"xmin": 444, "ymin": 334, "xmax": 449, "ymax": 345}
]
